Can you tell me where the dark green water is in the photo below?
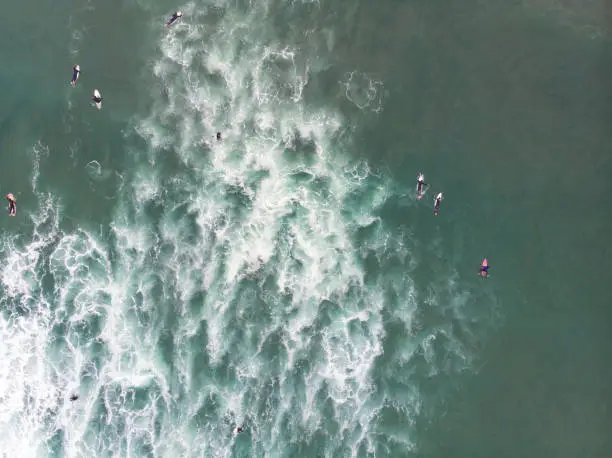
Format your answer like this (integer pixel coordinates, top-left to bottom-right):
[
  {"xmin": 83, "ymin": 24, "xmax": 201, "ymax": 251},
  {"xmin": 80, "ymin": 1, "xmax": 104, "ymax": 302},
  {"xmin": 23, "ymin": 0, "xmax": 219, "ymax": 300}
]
[{"xmin": 347, "ymin": 2, "xmax": 612, "ymax": 457}]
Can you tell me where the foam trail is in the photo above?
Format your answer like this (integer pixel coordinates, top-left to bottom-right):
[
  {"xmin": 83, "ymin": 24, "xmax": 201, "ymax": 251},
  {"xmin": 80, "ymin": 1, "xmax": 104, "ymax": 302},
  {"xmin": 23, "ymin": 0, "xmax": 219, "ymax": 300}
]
[{"xmin": 110, "ymin": 2, "xmax": 468, "ymax": 456}]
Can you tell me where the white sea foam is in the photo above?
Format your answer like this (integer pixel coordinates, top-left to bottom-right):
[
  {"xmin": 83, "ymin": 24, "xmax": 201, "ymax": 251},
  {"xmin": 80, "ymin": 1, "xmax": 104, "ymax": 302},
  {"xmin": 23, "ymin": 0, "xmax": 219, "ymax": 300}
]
[
  {"xmin": 118, "ymin": 4, "xmax": 464, "ymax": 458},
  {"xmin": 342, "ymin": 71, "xmax": 385, "ymax": 113},
  {"xmin": 120, "ymin": 3, "xmax": 413, "ymax": 456},
  {"xmin": 30, "ymin": 141, "xmax": 48, "ymax": 193}
]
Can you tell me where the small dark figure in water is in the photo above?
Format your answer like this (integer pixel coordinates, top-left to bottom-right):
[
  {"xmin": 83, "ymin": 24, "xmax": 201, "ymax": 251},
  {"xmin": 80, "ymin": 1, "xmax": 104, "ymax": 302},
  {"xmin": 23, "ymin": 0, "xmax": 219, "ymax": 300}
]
[
  {"xmin": 433, "ymin": 192, "xmax": 443, "ymax": 216},
  {"xmin": 69, "ymin": 394, "xmax": 79, "ymax": 401},
  {"xmin": 216, "ymin": 132, "xmax": 222, "ymax": 141},
  {"xmin": 6, "ymin": 194, "xmax": 16, "ymax": 216},
  {"xmin": 479, "ymin": 258, "xmax": 489, "ymax": 278},
  {"xmin": 416, "ymin": 172, "xmax": 426, "ymax": 199},
  {"xmin": 70, "ymin": 65, "xmax": 80, "ymax": 86},
  {"xmin": 236, "ymin": 425, "xmax": 246, "ymax": 433},
  {"xmin": 164, "ymin": 11, "xmax": 183, "ymax": 28}
]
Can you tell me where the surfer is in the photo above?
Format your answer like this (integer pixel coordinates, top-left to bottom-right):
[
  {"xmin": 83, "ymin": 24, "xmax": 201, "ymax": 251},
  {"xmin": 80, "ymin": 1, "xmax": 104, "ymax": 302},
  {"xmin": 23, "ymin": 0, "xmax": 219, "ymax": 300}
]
[
  {"xmin": 6, "ymin": 194, "xmax": 16, "ymax": 216},
  {"xmin": 70, "ymin": 65, "xmax": 80, "ymax": 86},
  {"xmin": 164, "ymin": 11, "xmax": 183, "ymax": 27},
  {"xmin": 236, "ymin": 425, "xmax": 246, "ymax": 433},
  {"xmin": 479, "ymin": 258, "xmax": 489, "ymax": 277},
  {"xmin": 92, "ymin": 89, "xmax": 103, "ymax": 109},
  {"xmin": 433, "ymin": 192, "xmax": 443, "ymax": 216},
  {"xmin": 416, "ymin": 173, "xmax": 426, "ymax": 199}
]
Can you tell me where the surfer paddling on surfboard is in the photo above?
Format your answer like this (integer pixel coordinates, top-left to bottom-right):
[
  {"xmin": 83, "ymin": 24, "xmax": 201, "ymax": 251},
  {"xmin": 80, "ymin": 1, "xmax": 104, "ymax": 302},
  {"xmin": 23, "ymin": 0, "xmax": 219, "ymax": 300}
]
[
  {"xmin": 6, "ymin": 194, "xmax": 16, "ymax": 216},
  {"xmin": 433, "ymin": 192, "xmax": 443, "ymax": 216},
  {"xmin": 416, "ymin": 173, "xmax": 427, "ymax": 199},
  {"xmin": 92, "ymin": 89, "xmax": 102, "ymax": 110},
  {"xmin": 70, "ymin": 65, "xmax": 80, "ymax": 86},
  {"xmin": 164, "ymin": 11, "xmax": 183, "ymax": 27},
  {"xmin": 479, "ymin": 258, "xmax": 489, "ymax": 277}
]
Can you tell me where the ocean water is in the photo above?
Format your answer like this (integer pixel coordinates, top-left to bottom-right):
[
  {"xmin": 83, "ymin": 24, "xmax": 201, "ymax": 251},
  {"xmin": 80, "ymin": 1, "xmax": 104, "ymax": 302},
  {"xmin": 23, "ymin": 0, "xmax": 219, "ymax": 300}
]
[{"xmin": 0, "ymin": 0, "xmax": 611, "ymax": 457}]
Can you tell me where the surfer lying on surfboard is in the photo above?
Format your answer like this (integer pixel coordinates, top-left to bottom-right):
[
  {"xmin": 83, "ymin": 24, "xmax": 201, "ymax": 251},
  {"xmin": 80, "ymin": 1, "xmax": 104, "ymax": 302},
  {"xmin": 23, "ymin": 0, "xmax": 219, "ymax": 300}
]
[
  {"xmin": 70, "ymin": 65, "xmax": 80, "ymax": 86},
  {"xmin": 92, "ymin": 89, "xmax": 103, "ymax": 109},
  {"xmin": 433, "ymin": 192, "xmax": 443, "ymax": 215},
  {"xmin": 479, "ymin": 258, "xmax": 489, "ymax": 277},
  {"xmin": 164, "ymin": 11, "xmax": 183, "ymax": 27},
  {"xmin": 416, "ymin": 173, "xmax": 427, "ymax": 199}
]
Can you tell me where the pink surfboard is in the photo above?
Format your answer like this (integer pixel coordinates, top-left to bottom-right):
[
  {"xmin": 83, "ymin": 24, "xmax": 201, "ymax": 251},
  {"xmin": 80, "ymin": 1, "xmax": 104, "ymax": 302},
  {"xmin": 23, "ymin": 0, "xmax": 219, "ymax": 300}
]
[{"xmin": 480, "ymin": 258, "xmax": 488, "ymax": 277}]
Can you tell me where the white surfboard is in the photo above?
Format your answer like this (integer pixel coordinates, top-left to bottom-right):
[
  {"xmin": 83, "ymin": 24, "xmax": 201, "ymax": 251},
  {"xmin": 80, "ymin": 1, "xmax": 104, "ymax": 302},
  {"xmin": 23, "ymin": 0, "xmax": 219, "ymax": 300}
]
[
  {"xmin": 93, "ymin": 89, "xmax": 102, "ymax": 110},
  {"xmin": 416, "ymin": 173, "xmax": 426, "ymax": 199}
]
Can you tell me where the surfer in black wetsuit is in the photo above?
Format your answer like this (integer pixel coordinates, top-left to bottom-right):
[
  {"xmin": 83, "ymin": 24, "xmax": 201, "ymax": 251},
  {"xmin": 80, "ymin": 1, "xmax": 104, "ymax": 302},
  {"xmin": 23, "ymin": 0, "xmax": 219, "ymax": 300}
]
[
  {"xmin": 92, "ymin": 93, "xmax": 103, "ymax": 104},
  {"xmin": 216, "ymin": 132, "xmax": 221, "ymax": 141},
  {"xmin": 70, "ymin": 65, "xmax": 80, "ymax": 86},
  {"xmin": 433, "ymin": 192, "xmax": 443, "ymax": 216},
  {"xmin": 164, "ymin": 11, "xmax": 183, "ymax": 27},
  {"xmin": 6, "ymin": 194, "xmax": 16, "ymax": 216},
  {"xmin": 416, "ymin": 173, "xmax": 426, "ymax": 198}
]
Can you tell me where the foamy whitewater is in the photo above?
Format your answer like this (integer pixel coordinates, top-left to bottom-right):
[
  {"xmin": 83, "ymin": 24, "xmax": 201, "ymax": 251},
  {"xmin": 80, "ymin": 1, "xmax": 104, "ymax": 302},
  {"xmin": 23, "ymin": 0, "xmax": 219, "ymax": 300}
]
[{"xmin": 0, "ymin": 1, "xmax": 498, "ymax": 456}]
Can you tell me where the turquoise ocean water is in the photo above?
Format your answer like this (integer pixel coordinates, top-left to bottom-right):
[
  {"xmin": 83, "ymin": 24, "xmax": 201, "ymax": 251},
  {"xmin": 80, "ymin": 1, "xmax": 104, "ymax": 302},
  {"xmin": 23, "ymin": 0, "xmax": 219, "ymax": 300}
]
[{"xmin": 0, "ymin": 0, "xmax": 611, "ymax": 457}]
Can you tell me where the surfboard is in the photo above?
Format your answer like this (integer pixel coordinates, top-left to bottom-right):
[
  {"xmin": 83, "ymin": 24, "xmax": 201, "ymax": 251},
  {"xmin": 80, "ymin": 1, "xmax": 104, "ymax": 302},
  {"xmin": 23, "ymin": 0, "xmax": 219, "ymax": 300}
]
[
  {"xmin": 416, "ymin": 174, "xmax": 426, "ymax": 200},
  {"xmin": 165, "ymin": 13, "xmax": 182, "ymax": 27},
  {"xmin": 70, "ymin": 66, "xmax": 80, "ymax": 86},
  {"xmin": 480, "ymin": 258, "xmax": 488, "ymax": 277},
  {"xmin": 433, "ymin": 193, "xmax": 442, "ymax": 215},
  {"xmin": 93, "ymin": 89, "xmax": 102, "ymax": 110}
]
